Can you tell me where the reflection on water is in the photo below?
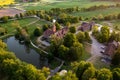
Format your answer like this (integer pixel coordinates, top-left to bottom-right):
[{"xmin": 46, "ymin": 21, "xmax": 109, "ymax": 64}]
[{"xmin": 4, "ymin": 37, "xmax": 48, "ymax": 68}]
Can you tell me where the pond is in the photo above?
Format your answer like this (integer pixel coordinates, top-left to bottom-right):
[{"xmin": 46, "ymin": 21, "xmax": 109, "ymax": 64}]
[{"xmin": 4, "ymin": 36, "xmax": 48, "ymax": 68}]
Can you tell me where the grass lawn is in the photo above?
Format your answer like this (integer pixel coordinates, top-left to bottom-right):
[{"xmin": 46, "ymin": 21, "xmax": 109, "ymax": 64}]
[
  {"xmin": 110, "ymin": 20, "xmax": 120, "ymax": 30},
  {"xmin": 17, "ymin": 0, "xmax": 118, "ymax": 10},
  {"xmin": 27, "ymin": 19, "xmax": 52, "ymax": 35},
  {"xmin": 79, "ymin": 43, "xmax": 91, "ymax": 61},
  {"xmin": 0, "ymin": 17, "xmax": 37, "ymax": 33},
  {"xmin": 70, "ymin": 7, "xmax": 120, "ymax": 18}
]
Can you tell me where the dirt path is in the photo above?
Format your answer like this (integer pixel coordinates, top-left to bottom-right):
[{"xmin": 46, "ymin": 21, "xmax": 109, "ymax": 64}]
[{"xmin": 0, "ymin": 8, "xmax": 24, "ymax": 18}]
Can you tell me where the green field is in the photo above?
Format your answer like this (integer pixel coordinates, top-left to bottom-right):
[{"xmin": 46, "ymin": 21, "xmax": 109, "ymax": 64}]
[
  {"xmin": 17, "ymin": 0, "xmax": 118, "ymax": 10},
  {"xmin": 0, "ymin": 18, "xmax": 37, "ymax": 33},
  {"xmin": 70, "ymin": 7, "xmax": 120, "ymax": 18},
  {"xmin": 27, "ymin": 20, "xmax": 52, "ymax": 35},
  {"xmin": 0, "ymin": 18, "xmax": 51, "ymax": 36}
]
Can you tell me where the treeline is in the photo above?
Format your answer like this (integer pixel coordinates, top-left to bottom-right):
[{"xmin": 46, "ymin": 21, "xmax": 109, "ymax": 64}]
[
  {"xmin": 82, "ymin": 3, "xmax": 120, "ymax": 11},
  {"xmin": 1, "ymin": 3, "xmax": 120, "ymax": 23},
  {"xmin": 96, "ymin": 0, "xmax": 120, "ymax": 1},
  {"xmin": 92, "ymin": 13, "xmax": 120, "ymax": 21}
]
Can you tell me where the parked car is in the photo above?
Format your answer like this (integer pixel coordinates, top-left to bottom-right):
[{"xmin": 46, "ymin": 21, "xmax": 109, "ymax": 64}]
[
  {"xmin": 101, "ymin": 46, "xmax": 105, "ymax": 49},
  {"xmin": 100, "ymin": 50, "xmax": 104, "ymax": 54}
]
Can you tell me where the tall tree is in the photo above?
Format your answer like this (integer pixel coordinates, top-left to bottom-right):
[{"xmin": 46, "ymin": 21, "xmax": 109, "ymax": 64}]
[
  {"xmin": 112, "ymin": 68, "xmax": 120, "ymax": 80},
  {"xmin": 76, "ymin": 31, "xmax": 85, "ymax": 43},
  {"xmin": 63, "ymin": 33, "xmax": 77, "ymax": 47},
  {"xmin": 69, "ymin": 26, "xmax": 76, "ymax": 33},
  {"xmin": 68, "ymin": 42, "xmax": 84, "ymax": 61},
  {"xmin": 97, "ymin": 68, "xmax": 112, "ymax": 80}
]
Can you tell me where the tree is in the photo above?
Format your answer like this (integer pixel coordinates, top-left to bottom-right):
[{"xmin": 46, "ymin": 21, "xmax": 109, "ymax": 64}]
[
  {"xmin": 118, "ymin": 13, "xmax": 120, "ymax": 19},
  {"xmin": 76, "ymin": 31, "xmax": 85, "ymax": 43},
  {"xmin": 76, "ymin": 61, "xmax": 93, "ymax": 79},
  {"xmin": 63, "ymin": 71, "xmax": 78, "ymax": 80},
  {"xmin": 51, "ymin": 71, "xmax": 78, "ymax": 80},
  {"xmin": 112, "ymin": 48, "xmax": 120, "ymax": 66},
  {"xmin": 40, "ymin": 67, "xmax": 50, "ymax": 78},
  {"xmin": 69, "ymin": 26, "xmax": 76, "ymax": 33},
  {"xmin": 50, "ymin": 35, "xmax": 63, "ymax": 56},
  {"xmin": 65, "ymin": 22, "xmax": 71, "ymax": 27},
  {"xmin": 112, "ymin": 68, "xmax": 120, "ymax": 80},
  {"xmin": 82, "ymin": 67, "xmax": 96, "ymax": 80},
  {"xmin": 42, "ymin": 24, "xmax": 49, "ymax": 31},
  {"xmin": 115, "ymin": 32, "xmax": 120, "ymax": 41},
  {"xmin": 59, "ymin": 13, "xmax": 67, "ymax": 19},
  {"xmin": 97, "ymin": 68, "xmax": 112, "ymax": 80},
  {"xmin": 85, "ymin": 32, "xmax": 91, "ymax": 43},
  {"xmin": 92, "ymin": 25, "xmax": 99, "ymax": 37},
  {"xmin": 98, "ymin": 14, "xmax": 104, "ymax": 20},
  {"xmin": 20, "ymin": 13, "xmax": 24, "ymax": 18},
  {"xmin": 68, "ymin": 42, "xmax": 84, "ymax": 61},
  {"xmin": 99, "ymin": 26, "xmax": 110, "ymax": 43},
  {"xmin": 45, "ymin": 15, "xmax": 51, "ymax": 21},
  {"xmin": 55, "ymin": 22, "xmax": 61, "ymax": 30},
  {"xmin": 2, "ymin": 16, "xmax": 8, "ymax": 23},
  {"xmin": 58, "ymin": 45, "xmax": 69, "ymax": 59},
  {"xmin": 34, "ymin": 27, "xmax": 42, "ymax": 36},
  {"xmin": 0, "ymin": 40, "xmax": 7, "ymax": 49},
  {"xmin": 109, "ymin": 31, "xmax": 116, "ymax": 41},
  {"xmin": 63, "ymin": 33, "xmax": 77, "ymax": 47},
  {"xmin": 15, "ymin": 14, "xmax": 20, "ymax": 19}
]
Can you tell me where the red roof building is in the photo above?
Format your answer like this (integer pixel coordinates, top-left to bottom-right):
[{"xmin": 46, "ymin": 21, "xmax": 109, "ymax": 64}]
[
  {"xmin": 78, "ymin": 21, "xmax": 95, "ymax": 31},
  {"xmin": 43, "ymin": 24, "xmax": 68, "ymax": 40},
  {"xmin": 104, "ymin": 41, "xmax": 120, "ymax": 58}
]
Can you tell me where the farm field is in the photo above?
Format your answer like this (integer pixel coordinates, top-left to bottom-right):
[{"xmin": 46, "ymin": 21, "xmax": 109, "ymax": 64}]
[
  {"xmin": 17, "ymin": 0, "xmax": 118, "ymax": 10},
  {"xmin": 70, "ymin": 7, "xmax": 120, "ymax": 18}
]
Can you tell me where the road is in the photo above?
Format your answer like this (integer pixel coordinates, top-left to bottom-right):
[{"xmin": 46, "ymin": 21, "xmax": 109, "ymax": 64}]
[{"xmin": 86, "ymin": 32, "xmax": 105, "ymax": 62}]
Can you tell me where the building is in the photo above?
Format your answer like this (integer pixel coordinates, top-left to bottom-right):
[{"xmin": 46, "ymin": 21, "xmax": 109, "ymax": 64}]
[
  {"xmin": 42, "ymin": 24, "xmax": 68, "ymax": 41},
  {"xmin": 78, "ymin": 21, "xmax": 95, "ymax": 31},
  {"xmin": 104, "ymin": 41, "xmax": 120, "ymax": 58},
  {"xmin": 43, "ymin": 25, "xmax": 56, "ymax": 40}
]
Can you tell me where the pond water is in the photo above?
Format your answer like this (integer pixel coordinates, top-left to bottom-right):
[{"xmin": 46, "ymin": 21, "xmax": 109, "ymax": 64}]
[{"xmin": 4, "ymin": 36, "xmax": 48, "ymax": 68}]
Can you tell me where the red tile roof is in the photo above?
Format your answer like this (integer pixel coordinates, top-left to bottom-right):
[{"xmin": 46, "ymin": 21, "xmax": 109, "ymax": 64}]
[
  {"xmin": 43, "ymin": 25, "xmax": 68, "ymax": 39},
  {"xmin": 78, "ymin": 22, "xmax": 95, "ymax": 31},
  {"xmin": 104, "ymin": 41, "xmax": 119, "ymax": 57}
]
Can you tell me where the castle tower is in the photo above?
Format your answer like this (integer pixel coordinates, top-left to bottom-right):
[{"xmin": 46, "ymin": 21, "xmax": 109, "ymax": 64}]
[
  {"xmin": 52, "ymin": 24, "xmax": 56, "ymax": 33},
  {"xmin": 52, "ymin": 19, "xmax": 56, "ymax": 33}
]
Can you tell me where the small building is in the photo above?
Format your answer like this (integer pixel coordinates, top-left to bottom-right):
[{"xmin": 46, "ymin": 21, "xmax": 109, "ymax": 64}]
[
  {"xmin": 104, "ymin": 41, "xmax": 120, "ymax": 58},
  {"xmin": 78, "ymin": 21, "xmax": 95, "ymax": 31}
]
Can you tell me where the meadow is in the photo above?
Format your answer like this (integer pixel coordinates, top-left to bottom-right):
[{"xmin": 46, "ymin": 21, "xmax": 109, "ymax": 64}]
[
  {"xmin": 0, "ymin": 17, "xmax": 50, "ymax": 35},
  {"xmin": 17, "ymin": 0, "xmax": 118, "ymax": 10},
  {"xmin": 70, "ymin": 7, "xmax": 120, "ymax": 18}
]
